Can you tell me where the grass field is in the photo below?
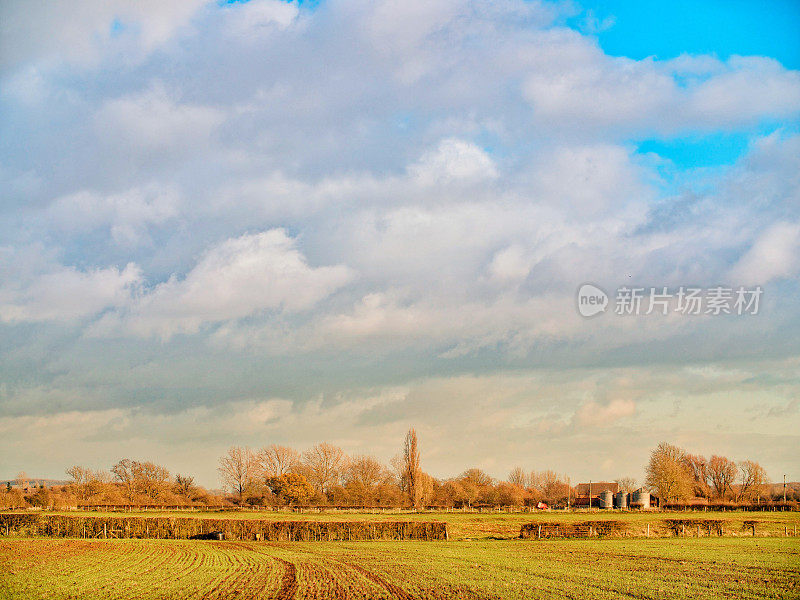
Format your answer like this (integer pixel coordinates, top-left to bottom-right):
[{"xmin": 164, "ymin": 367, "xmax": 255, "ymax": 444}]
[
  {"xmin": 2, "ymin": 511, "xmax": 799, "ymax": 598},
  {"xmin": 1, "ymin": 537, "xmax": 798, "ymax": 599}
]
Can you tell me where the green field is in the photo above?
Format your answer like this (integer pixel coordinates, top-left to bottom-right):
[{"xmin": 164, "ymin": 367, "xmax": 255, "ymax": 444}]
[
  {"xmin": 1, "ymin": 537, "xmax": 798, "ymax": 599},
  {"xmin": 2, "ymin": 511, "xmax": 799, "ymax": 599}
]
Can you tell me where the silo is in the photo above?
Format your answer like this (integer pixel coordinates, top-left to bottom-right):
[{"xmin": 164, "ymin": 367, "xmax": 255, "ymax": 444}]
[
  {"xmin": 598, "ymin": 490, "xmax": 613, "ymax": 509},
  {"xmin": 613, "ymin": 491, "xmax": 628, "ymax": 509},
  {"xmin": 630, "ymin": 489, "xmax": 650, "ymax": 509}
]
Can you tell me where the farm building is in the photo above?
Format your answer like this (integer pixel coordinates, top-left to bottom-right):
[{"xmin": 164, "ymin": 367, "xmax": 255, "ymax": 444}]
[
  {"xmin": 575, "ymin": 482, "xmax": 618, "ymax": 496},
  {"xmin": 573, "ymin": 483, "xmax": 656, "ymax": 509}
]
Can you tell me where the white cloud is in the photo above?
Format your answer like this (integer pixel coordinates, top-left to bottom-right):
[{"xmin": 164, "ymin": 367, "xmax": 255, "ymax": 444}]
[
  {"xmin": 0, "ymin": 261, "xmax": 141, "ymax": 323},
  {"xmin": 729, "ymin": 222, "xmax": 800, "ymax": 285},
  {"xmin": 574, "ymin": 398, "xmax": 636, "ymax": 427},
  {"xmin": 687, "ymin": 57, "xmax": 800, "ymax": 126},
  {"xmin": 0, "ymin": 0, "xmax": 209, "ymax": 71},
  {"xmin": 93, "ymin": 84, "xmax": 225, "ymax": 155},
  {"xmin": 488, "ymin": 245, "xmax": 533, "ymax": 283},
  {"xmin": 47, "ymin": 185, "xmax": 180, "ymax": 246},
  {"xmin": 224, "ymin": 0, "xmax": 299, "ymax": 38},
  {"xmin": 2, "ymin": 0, "xmax": 800, "ymax": 485},
  {"xmin": 93, "ymin": 229, "xmax": 354, "ymax": 339},
  {"xmin": 408, "ymin": 138, "xmax": 498, "ymax": 186},
  {"xmin": 527, "ymin": 144, "xmax": 651, "ymax": 217},
  {"xmin": 523, "ymin": 46, "xmax": 800, "ymax": 134}
]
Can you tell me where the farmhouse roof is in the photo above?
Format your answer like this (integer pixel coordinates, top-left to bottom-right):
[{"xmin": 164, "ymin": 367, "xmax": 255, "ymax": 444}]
[{"xmin": 575, "ymin": 482, "xmax": 618, "ymax": 496}]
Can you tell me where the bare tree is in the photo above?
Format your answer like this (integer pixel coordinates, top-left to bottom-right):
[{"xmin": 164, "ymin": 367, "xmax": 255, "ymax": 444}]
[
  {"xmin": 258, "ymin": 445, "xmax": 300, "ymax": 478},
  {"xmin": 345, "ymin": 455, "xmax": 387, "ymax": 505},
  {"xmin": 529, "ymin": 470, "xmax": 570, "ymax": 504},
  {"xmin": 302, "ymin": 443, "xmax": 347, "ymax": 496},
  {"xmin": 457, "ymin": 468, "xmax": 493, "ymax": 507},
  {"xmin": 66, "ymin": 466, "xmax": 110, "ymax": 503},
  {"xmin": 615, "ymin": 477, "xmax": 637, "ymax": 493},
  {"xmin": 708, "ymin": 455, "xmax": 737, "ymax": 499},
  {"xmin": 111, "ymin": 459, "xmax": 137, "ymax": 502},
  {"xmin": 66, "ymin": 466, "xmax": 91, "ymax": 501},
  {"xmin": 737, "ymin": 460, "xmax": 767, "ymax": 501},
  {"xmin": 218, "ymin": 446, "xmax": 257, "ymax": 501},
  {"xmin": 683, "ymin": 454, "xmax": 711, "ymax": 497},
  {"xmin": 507, "ymin": 466, "xmax": 528, "ymax": 488},
  {"xmin": 645, "ymin": 442, "xmax": 693, "ymax": 503},
  {"xmin": 133, "ymin": 461, "xmax": 170, "ymax": 502},
  {"xmin": 402, "ymin": 428, "xmax": 421, "ymax": 507},
  {"xmin": 417, "ymin": 471, "xmax": 436, "ymax": 507},
  {"xmin": 14, "ymin": 472, "xmax": 28, "ymax": 490},
  {"xmin": 174, "ymin": 474, "xmax": 196, "ymax": 500}
]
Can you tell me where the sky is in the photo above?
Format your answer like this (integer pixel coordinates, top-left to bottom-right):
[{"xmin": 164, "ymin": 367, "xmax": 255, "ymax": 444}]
[{"xmin": 1, "ymin": 0, "xmax": 799, "ymax": 489}]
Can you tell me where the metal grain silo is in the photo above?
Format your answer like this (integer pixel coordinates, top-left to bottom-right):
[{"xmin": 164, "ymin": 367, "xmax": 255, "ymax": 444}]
[
  {"xmin": 598, "ymin": 490, "xmax": 613, "ymax": 509},
  {"xmin": 613, "ymin": 491, "xmax": 628, "ymax": 509},
  {"xmin": 630, "ymin": 489, "xmax": 650, "ymax": 509}
]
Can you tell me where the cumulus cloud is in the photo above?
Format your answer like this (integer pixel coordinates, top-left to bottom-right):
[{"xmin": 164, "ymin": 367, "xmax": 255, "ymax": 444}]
[
  {"xmin": 0, "ymin": 261, "xmax": 141, "ymax": 323},
  {"xmin": 93, "ymin": 84, "xmax": 225, "ymax": 156},
  {"xmin": 526, "ymin": 144, "xmax": 652, "ymax": 216},
  {"xmin": 523, "ymin": 50, "xmax": 800, "ymax": 134},
  {"xmin": 92, "ymin": 229, "xmax": 353, "ymax": 339},
  {"xmin": 46, "ymin": 185, "xmax": 180, "ymax": 246},
  {"xmin": 408, "ymin": 138, "xmax": 498, "ymax": 186},
  {"xmin": 0, "ymin": 0, "xmax": 208, "ymax": 71},
  {"xmin": 223, "ymin": 0, "xmax": 299, "ymax": 38},
  {"xmin": 729, "ymin": 222, "xmax": 800, "ymax": 285},
  {"xmin": 1, "ymin": 0, "xmax": 800, "ymax": 482}
]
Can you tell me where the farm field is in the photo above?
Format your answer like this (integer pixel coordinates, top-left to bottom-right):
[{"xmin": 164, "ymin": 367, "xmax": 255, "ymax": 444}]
[
  {"xmin": 0, "ymin": 536, "xmax": 798, "ymax": 599},
  {"xmin": 35, "ymin": 509, "xmax": 800, "ymax": 539}
]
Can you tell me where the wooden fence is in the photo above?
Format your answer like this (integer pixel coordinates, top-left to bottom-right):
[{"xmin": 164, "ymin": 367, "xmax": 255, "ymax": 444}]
[{"xmin": 519, "ymin": 521, "xmax": 628, "ymax": 539}]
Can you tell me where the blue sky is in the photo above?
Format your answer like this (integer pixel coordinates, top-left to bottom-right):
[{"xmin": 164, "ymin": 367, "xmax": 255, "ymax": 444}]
[
  {"xmin": 574, "ymin": 0, "xmax": 800, "ymax": 170},
  {"xmin": 581, "ymin": 0, "xmax": 800, "ymax": 68},
  {"xmin": 0, "ymin": 0, "xmax": 799, "ymax": 488}
]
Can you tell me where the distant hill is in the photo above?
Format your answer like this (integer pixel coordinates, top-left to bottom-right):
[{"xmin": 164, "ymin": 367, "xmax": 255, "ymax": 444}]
[
  {"xmin": 766, "ymin": 481, "xmax": 800, "ymax": 494},
  {"xmin": 1, "ymin": 478, "xmax": 70, "ymax": 488}
]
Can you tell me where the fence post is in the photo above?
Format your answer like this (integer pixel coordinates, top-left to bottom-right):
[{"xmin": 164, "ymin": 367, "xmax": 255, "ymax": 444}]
[{"xmin": 538, "ymin": 524, "xmax": 541, "ymax": 539}]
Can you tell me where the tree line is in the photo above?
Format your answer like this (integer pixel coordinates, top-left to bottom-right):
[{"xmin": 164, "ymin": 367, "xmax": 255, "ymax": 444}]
[
  {"xmin": 645, "ymin": 442, "xmax": 773, "ymax": 503},
  {"xmin": 0, "ymin": 461, "xmax": 223, "ymax": 510},
  {"xmin": 215, "ymin": 429, "xmax": 581, "ymax": 507},
  {"xmin": 1, "ymin": 433, "xmax": 792, "ymax": 510}
]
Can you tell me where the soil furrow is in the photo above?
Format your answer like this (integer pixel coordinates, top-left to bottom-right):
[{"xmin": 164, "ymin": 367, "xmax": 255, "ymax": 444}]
[
  {"xmin": 274, "ymin": 557, "xmax": 298, "ymax": 600},
  {"xmin": 344, "ymin": 563, "xmax": 414, "ymax": 600}
]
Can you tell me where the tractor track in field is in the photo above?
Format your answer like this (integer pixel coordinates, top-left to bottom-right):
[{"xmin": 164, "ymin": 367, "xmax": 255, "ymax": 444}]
[
  {"xmin": 297, "ymin": 545, "xmax": 417, "ymax": 599},
  {"xmin": 274, "ymin": 557, "xmax": 298, "ymax": 600},
  {"xmin": 343, "ymin": 563, "xmax": 415, "ymax": 600}
]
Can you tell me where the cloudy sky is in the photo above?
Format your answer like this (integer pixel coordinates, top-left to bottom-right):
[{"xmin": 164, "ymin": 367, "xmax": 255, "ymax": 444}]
[{"xmin": 1, "ymin": 0, "xmax": 799, "ymax": 488}]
